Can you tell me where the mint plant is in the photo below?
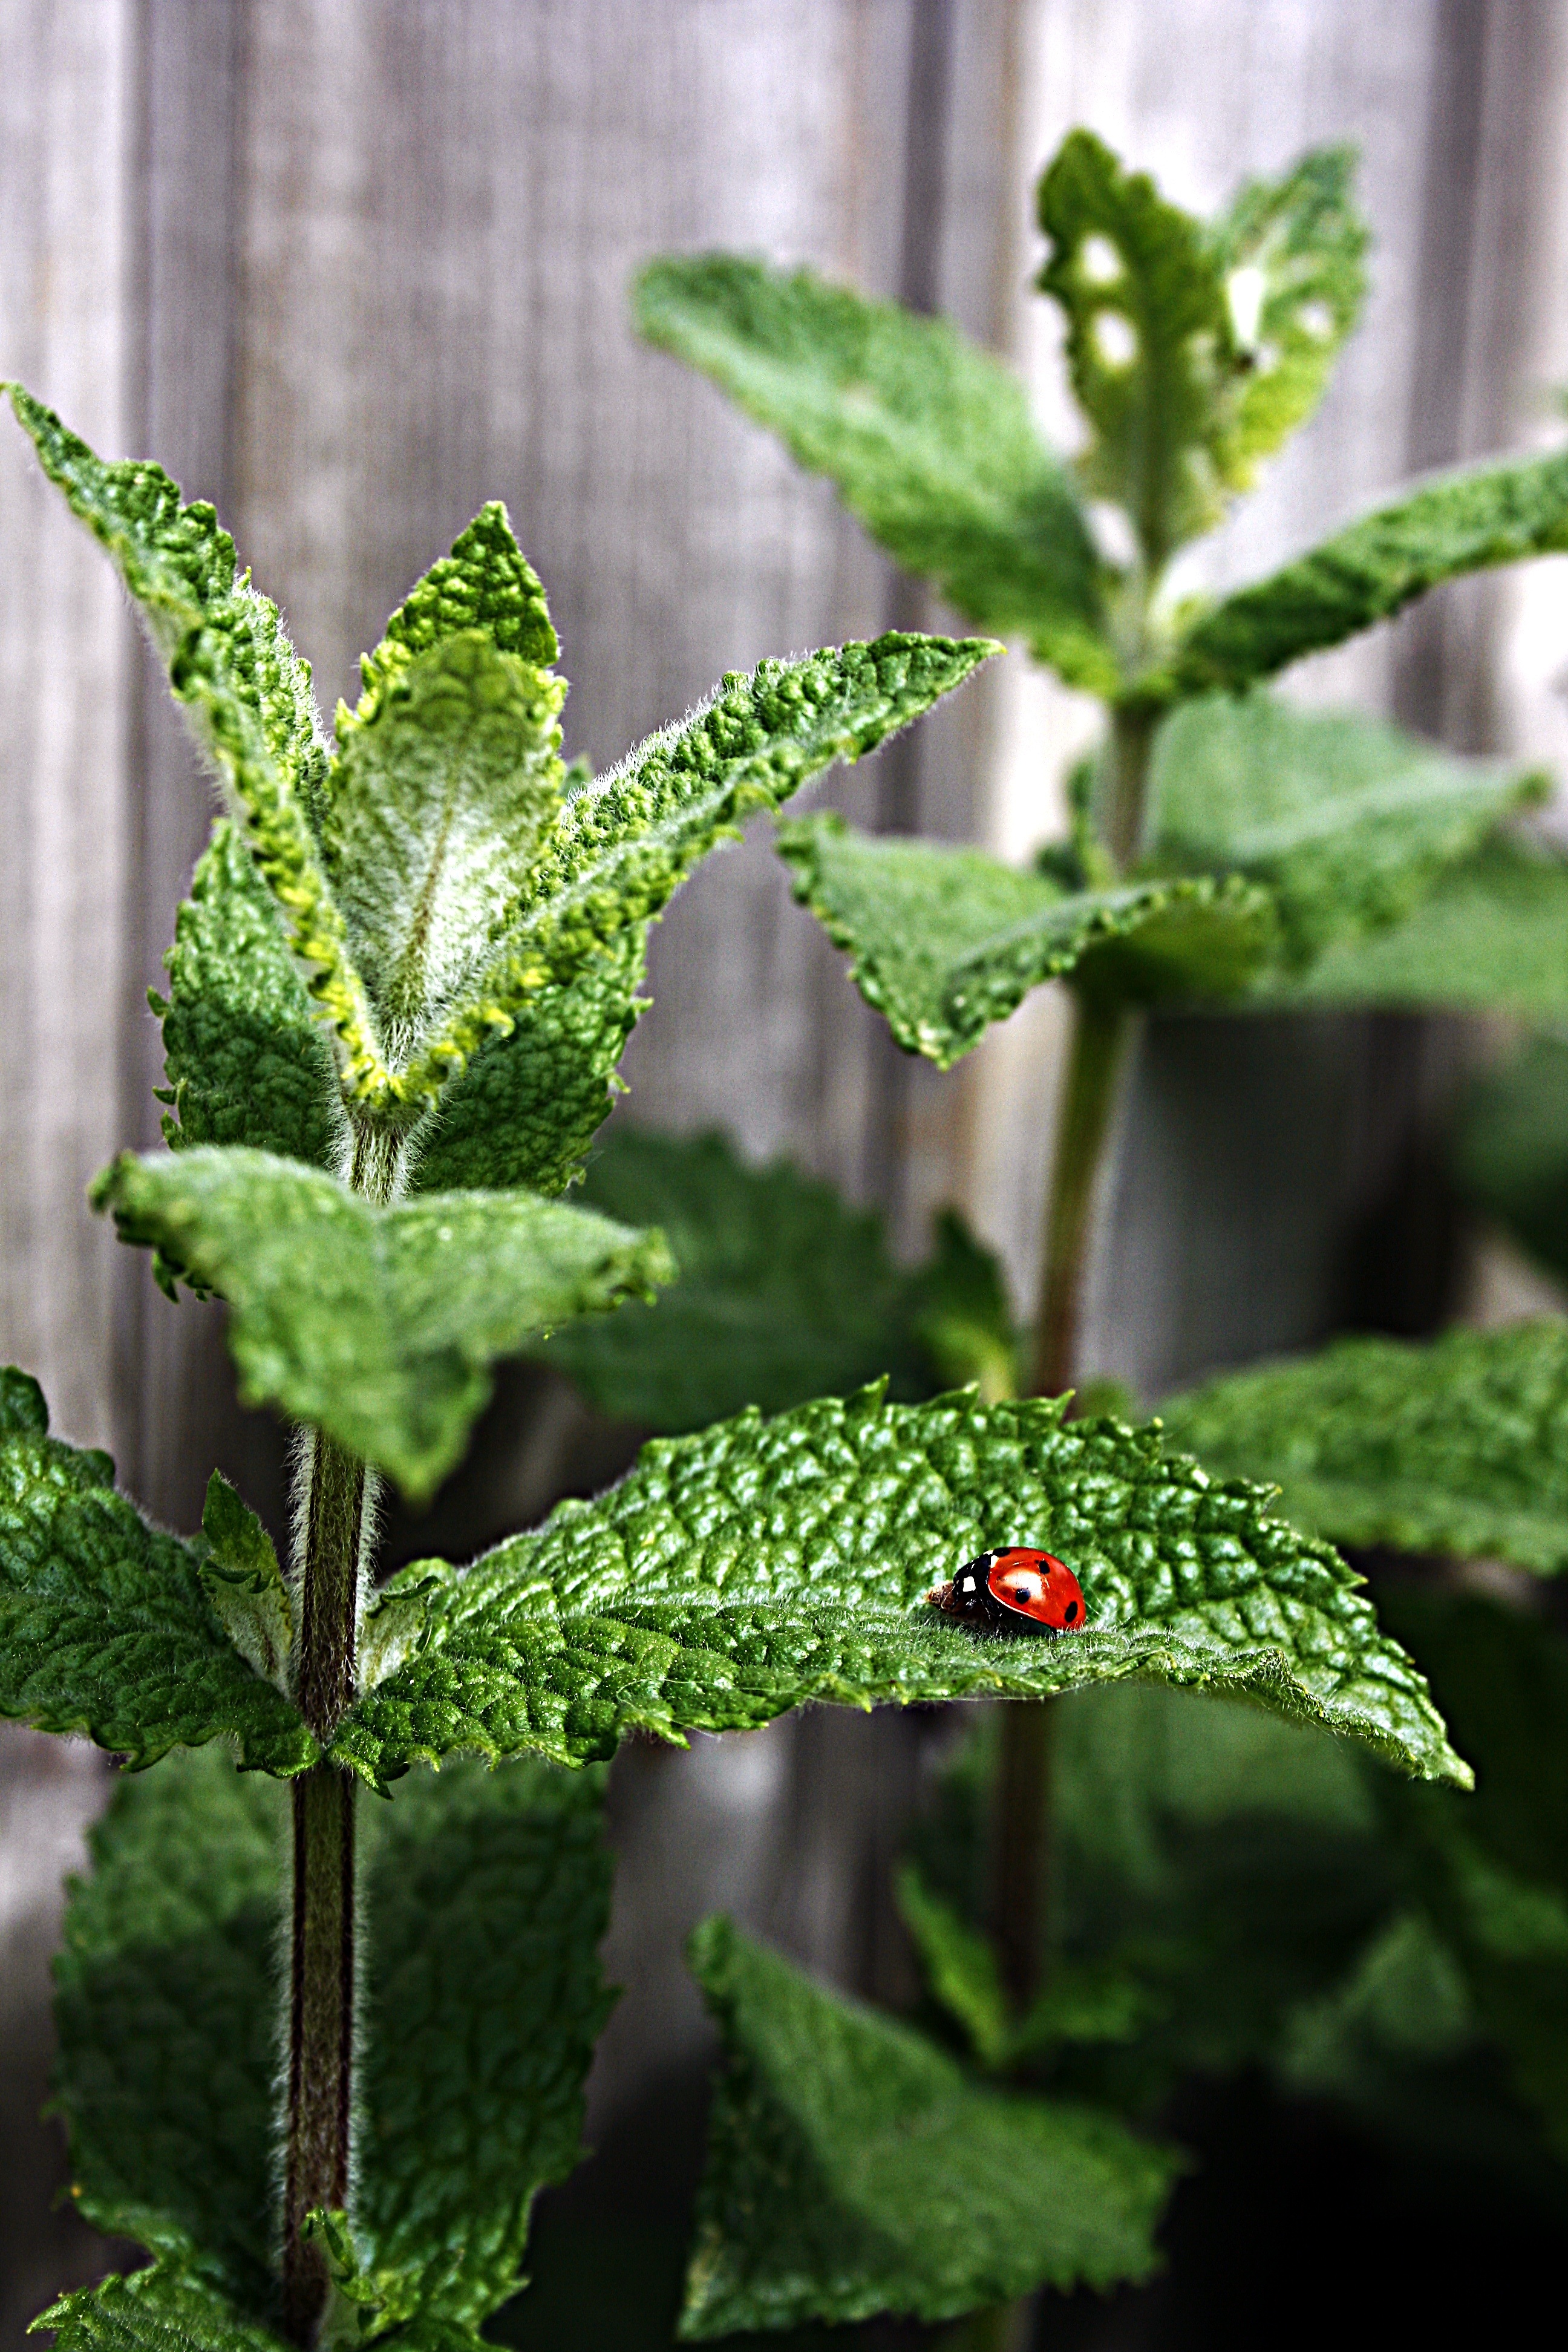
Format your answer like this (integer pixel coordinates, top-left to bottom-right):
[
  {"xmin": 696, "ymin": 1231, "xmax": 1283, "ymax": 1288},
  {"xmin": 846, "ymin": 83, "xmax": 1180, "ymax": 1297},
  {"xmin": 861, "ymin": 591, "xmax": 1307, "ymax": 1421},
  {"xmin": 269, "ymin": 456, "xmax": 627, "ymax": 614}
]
[{"xmin": 0, "ymin": 355, "xmax": 1477, "ymax": 2352}]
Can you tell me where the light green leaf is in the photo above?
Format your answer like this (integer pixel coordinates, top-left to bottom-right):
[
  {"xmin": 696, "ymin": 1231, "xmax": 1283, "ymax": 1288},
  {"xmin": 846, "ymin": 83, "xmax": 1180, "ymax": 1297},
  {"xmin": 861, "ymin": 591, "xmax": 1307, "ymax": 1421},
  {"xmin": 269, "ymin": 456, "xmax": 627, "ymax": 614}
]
[
  {"xmin": 1160, "ymin": 1318, "xmax": 1568, "ymax": 1575},
  {"xmin": 634, "ymin": 254, "xmax": 1112, "ymax": 692},
  {"xmin": 1207, "ymin": 145, "xmax": 1368, "ymax": 468},
  {"xmin": 347, "ymin": 498, "xmax": 560, "ymax": 728},
  {"xmin": 1165, "ymin": 445, "xmax": 1568, "ymax": 696},
  {"xmin": 1454, "ymin": 1034, "xmax": 1568, "ymax": 1288},
  {"xmin": 3, "ymin": 385, "xmax": 387, "ymax": 1116},
  {"xmin": 323, "ymin": 631, "xmax": 566, "ymax": 1035},
  {"xmin": 895, "ymin": 1862, "xmax": 1010, "ymax": 2066},
  {"xmin": 330, "ymin": 1385, "xmax": 1469, "ymax": 1790},
  {"xmin": 777, "ymin": 811, "xmax": 1274, "ymax": 1065},
  {"xmin": 91, "ymin": 1149, "xmax": 675, "ymax": 1503},
  {"xmin": 397, "ymin": 631, "xmax": 1001, "ymax": 1109},
  {"xmin": 1143, "ymin": 690, "xmax": 1544, "ymax": 965},
  {"xmin": 197, "ymin": 1472, "xmax": 292, "ymax": 1696},
  {"xmin": 0, "ymin": 1366, "xmax": 315, "ymax": 1773},
  {"xmin": 540, "ymin": 1126, "xmax": 935, "ymax": 1429},
  {"xmin": 160, "ymin": 822, "xmax": 647, "ymax": 1200},
  {"xmin": 50, "ymin": 1741, "xmax": 613, "ymax": 2341},
  {"xmin": 679, "ymin": 1915, "xmax": 1180, "ymax": 2336},
  {"xmin": 1258, "ymin": 832, "xmax": 1568, "ymax": 1018},
  {"xmin": 39, "ymin": 2275, "xmax": 292, "ymax": 2352},
  {"xmin": 1036, "ymin": 129, "xmax": 1234, "ymax": 569}
]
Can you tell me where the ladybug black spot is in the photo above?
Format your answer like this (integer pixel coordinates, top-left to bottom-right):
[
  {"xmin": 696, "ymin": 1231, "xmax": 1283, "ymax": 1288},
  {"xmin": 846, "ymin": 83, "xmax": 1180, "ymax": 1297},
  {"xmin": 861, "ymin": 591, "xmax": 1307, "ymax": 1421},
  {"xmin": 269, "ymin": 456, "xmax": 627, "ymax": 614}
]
[
  {"xmin": 1013, "ymin": 1587, "xmax": 1030, "ymax": 1602},
  {"xmin": 1063, "ymin": 1601, "xmax": 1079, "ymax": 1622}
]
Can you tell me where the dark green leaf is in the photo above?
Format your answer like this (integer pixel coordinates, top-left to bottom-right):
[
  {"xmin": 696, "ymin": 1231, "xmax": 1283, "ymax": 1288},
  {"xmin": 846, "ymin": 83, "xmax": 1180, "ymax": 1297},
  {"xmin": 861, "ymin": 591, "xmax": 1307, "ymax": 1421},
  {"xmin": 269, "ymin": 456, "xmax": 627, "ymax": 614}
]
[
  {"xmin": 634, "ymin": 255, "xmax": 1112, "ymax": 692},
  {"xmin": 93, "ymin": 1149, "xmax": 675, "ymax": 1502},
  {"xmin": 1206, "ymin": 145, "xmax": 1368, "ymax": 468},
  {"xmin": 679, "ymin": 1915, "xmax": 1180, "ymax": 2335},
  {"xmin": 1256, "ymin": 833, "xmax": 1568, "ymax": 1018},
  {"xmin": 777, "ymin": 812, "xmax": 1274, "ymax": 1064},
  {"xmin": 39, "ymin": 2274, "xmax": 291, "ymax": 2352},
  {"xmin": 51, "ymin": 1742, "xmax": 613, "ymax": 2339},
  {"xmin": 332, "ymin": 1386, "xmax": 1469, "ymax": 1789},
  {"xmin": 1160, "ymin": 1319, "xmax": 1568, "ymax": 1573},
  {"xmin": 904, "ymin": 1207, "xmax": 1021, "ymax": 1400},
  {"xmin": 1036, "ymin": 129, "xmax": 1233, "ymax": 569},
  {"xmin": 197, "ymin": 1472, "xmax": 292, "ymax": 1694},
  {"xmin": 540, "ymin": 1126, "xmax": 932, "ymax": 1429},
  {"xmin": 1453, "ymin": 1034, "xmax": 1568, "ymax": 1287},
  {"xmin": 1165, "ymin": 446, "xmax": 1568, "ymax": 696},
  {"xmin": 1143, "ymin": 690, "xmax": 1543, "ymax": 966},
  {"xmin": 0, "ymin": 1366, "xmax": 314, "ymax": 1773}
]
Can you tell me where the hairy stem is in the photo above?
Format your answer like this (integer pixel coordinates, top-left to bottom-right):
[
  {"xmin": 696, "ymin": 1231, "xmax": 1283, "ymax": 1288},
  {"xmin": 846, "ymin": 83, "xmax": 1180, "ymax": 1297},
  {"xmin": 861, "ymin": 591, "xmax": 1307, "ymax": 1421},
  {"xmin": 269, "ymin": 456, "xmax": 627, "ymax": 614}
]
[
  {"xmin": 1031, "ymin": 991, "xmax": 1134, "ymax": 1401},
  {"xmin": 283, "ymin": 1425, "xmax": 371, "ymax": 2341}
]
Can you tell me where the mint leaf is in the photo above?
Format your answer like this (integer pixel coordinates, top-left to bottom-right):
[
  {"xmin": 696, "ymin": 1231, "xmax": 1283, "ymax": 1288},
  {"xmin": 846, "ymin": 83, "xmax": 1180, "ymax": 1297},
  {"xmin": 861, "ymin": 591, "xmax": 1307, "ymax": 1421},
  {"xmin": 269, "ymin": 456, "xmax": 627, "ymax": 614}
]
[
  {"xmin": 93, "ymin": 1149, "xmax": 675, "ymax": 1501},
  {"xmin": 679, "ymin": 1916, "xmax": 1180, "ymax": 2336},
  {"xmin": 331, "ymin": 1387, "xmax": 1469, "ymax": 1789},
  {"xmin": 540, "ymin": 1126, "xmax": 933, "ymax": 1429},
  {"xmin": 1143, "ymin": 690, "xmax": 1543, "ymax": 965},
  {"xmin": 1207, "ymin": 145, "xmax": 1368, "ymax": 469},
  {"xmin": 161, "ymin": 822, "xmax": 647, "ymax": 1198},
  {"xmin": 777, "ymin": 812, "xmax": 1273, "ymax": 1065},
  {"xmin": 397, "ymin": 632, "xmax": 1000, "ymax": 1109},
  {"xmin": 40, "ymin": 2275, "xmax": 292, "ymax": 2352},
  {"xmin": 1454, "ymin": 1034, "xmax": 1568, "ymax": 1286},
  {"xmin": 324, "ymin": 630, "xmax": 565, "ymax": 1034},
  {"xmin": 1037, "ymin": 129, "xmax": 1233, "ymax": 568},
  {"xmin": 895, "ymin": 1861, "xmax": 1010, "ymax": 2066},
  {"xmin": 1166, "ymin": 446, "xmax": 1568, "ymax": 695},
  {"xmin": 197, "ymin": 1472, "xmax": 292, "ymax": 1695},
  {"xmin": 904, "ymin": 1208, "xmax": 1021, "ymax": 1400},
  {"xmin": 1258, "ymin": 833, "xmax": 1568, "ymax": 1018},
  {"xmin": 51, "ymin": 1743, "xmax": 612, "ymax": 2340},
  {"xmin": 634, "ymin": 256, "xmax": 1111, "ymax": 692},
  {"xmin": 0, "ymin": 1366, "xmax": 314, "ymax": 1772},
  {"xmin": 1159, "ymin": 1319, "xmax": 1568, "ymax": 1574},
  {"xmin": 349, "ymin": 499, "xmax": 560, "ymax": 721}
]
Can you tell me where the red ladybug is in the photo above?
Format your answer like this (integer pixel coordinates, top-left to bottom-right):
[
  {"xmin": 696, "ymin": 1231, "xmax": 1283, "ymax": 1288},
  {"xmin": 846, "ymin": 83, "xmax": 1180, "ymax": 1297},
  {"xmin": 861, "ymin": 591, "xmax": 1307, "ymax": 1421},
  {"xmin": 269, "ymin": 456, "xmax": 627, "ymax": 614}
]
[{"xmin": 927, "ymin": 1547, "xmax": 1085, "ymax": 1635}]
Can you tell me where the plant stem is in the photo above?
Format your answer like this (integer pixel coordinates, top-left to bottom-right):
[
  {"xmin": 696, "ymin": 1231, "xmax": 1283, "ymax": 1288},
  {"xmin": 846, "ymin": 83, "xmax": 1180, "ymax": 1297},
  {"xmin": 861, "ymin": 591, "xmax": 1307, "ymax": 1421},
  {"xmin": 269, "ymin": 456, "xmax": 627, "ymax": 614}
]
[
  {"xmin": 282, "ymin": 1428, "xmax": 369, "ymax": 2345},
  {"xmin": 1102, "ymin": 699, "xmax": 1158, "ymax": 870},
  {"xmin": 1031, "ymin": 990, "xmax": 1134, "ymax": 1401}
]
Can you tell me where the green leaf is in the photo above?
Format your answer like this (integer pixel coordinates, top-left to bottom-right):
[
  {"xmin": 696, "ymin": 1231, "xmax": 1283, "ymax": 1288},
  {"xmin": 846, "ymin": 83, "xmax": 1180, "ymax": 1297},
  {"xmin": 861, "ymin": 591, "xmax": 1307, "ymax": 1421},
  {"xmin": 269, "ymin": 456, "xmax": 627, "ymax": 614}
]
[
  {"xmin": 92, "ymin": 1149, "xmax": 675, "ymax": 1503},
  {"xmin": 0, "ymin": 1366, "xmax": 314, "ymax": 1773},
  {"xmin": 633, "ymin": 255, "xmax": 1112, "ymax": 693},
  {"xmin": 1258, "ymin": 832, "xmax": 1568, "ymax": 1018},
  {"xmin": 1372, "ymin": 1588, "xmax": 1568, "ymax": 2158},
  {"xmin": 1276, "ymin": 1909, "xmax": 1477, "ymax": 2099},
  {"xmin": 160, "ymin": 821, "xmax": 647, "ymax": 1200},
  {"xmin": 323, "ymin": 630, "xmax": 566, "ymax": 1035},
  {"xmin": 331, "ymin": 1385, "xmax": 1470, "ymax": 1790},
  {"xmin": 348, "ymin": 500, "xmax": 560, "ymax": 723},
  {"xmin": 540, "ymin": 1126, "xmax": 933, "ymax": 1429},
  {"xmin": 1165, "ymin": 445, "xmax": 1568, "ymax": 696},
  {"xmin": 39, "ymin": 2275, "xmax": 292, "ymax": 2352},
  {"xmin": 1143, "ymin": 690, "xmax": 1544, "ymax": 966},
  {"xmin": 777, "ymin": 811, "xmax": 1274, "ymax": 1065},
  {"xmin": 1207, "ymin": 145, "xmax": 1368, "ymax": 469},
  {"xmin": 197, "ymin": 1472, "xmax": 292, "ymax": 1696},
  {"xmin": 1036, "ymin": 129, "xmax": 1234, "ymax": 569},
  {"xmin": 1159, "ymin": 1319, "xmax": 1568, "ymax": 1574},
  {"xmin": 895, "ymin": 1862, "xmax": 1010, "ymax": 2066},
  {"xmin": 1453, "ymin": 1034, "xmax": 1568, "ymax": 1287},
  {"xmin": 904, "ymin": 1207, "xmax": 1021, "ymax": 1402},
  {"xmin": 396, "ymin": 632, "xmax": 1001, "ymax": 1110},
  {"xmin": 50, "ymin": 1741, "xmax": 613, "ymax": 2340},
  {"xmin": 679, "ymin": 1915, "xmax": 1180, "ymax": 2336},
  {"xmin": 2, "ymin": 385, "xmax": 388, "ymax": 1117}
]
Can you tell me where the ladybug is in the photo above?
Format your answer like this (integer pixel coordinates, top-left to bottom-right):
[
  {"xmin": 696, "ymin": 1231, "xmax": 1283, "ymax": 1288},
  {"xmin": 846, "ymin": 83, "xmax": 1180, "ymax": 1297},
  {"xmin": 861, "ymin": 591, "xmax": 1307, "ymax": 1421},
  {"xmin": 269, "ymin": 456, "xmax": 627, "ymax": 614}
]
[{"xmin": 927, "ymin": 1547, "xmax": 1085, "ymax": 1635}]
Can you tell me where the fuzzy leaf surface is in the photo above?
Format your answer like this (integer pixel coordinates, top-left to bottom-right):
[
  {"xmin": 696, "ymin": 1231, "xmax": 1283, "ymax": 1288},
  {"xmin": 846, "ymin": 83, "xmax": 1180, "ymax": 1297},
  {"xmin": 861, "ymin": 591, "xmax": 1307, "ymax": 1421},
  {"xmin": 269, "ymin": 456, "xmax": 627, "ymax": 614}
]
[
  {"xmin": 1166, "ymin": 445, "xmax": 1568, "ymax": 695},
  {"xmin": 40, "ymin": 2275, "xmax": 292, "ymax": 2352},
  {"xmin": 679, "ymin": 1916, "xmax": 1180, "ymax": 2336},
  {"xmin": 332, "ymin": 1387, "xmax": 1468, "ymax": 1789},
  {"xmin": 51, "ymin": 1743, "xmax": 613, "ymax": 2340},
  {"xmin": 635, "ymin": 255, "xmax": 1111, "ymax": 691},
  {"xmin": 1037, "ymin": 129, "xmax": 1235, "ymax": 567},
  {"xmin": 93, "ymin": 1150, "xmax": 674, "ymax": 1501},
  {"xmin": 0, "ymin": 1367, "xmax": 313, "ymax": 1772},
  {"xmin": 396, "ymin": 631, "xmax": 1000, "ymax": 1109},
  {"xmin": 1160, "ymin": 1319, "xmax": 1568, "ymax": 1575},
  {"xmin": 324, "ymin": 630, "xmax": 566, "ymax": 1035},
  {"xmin": 1257, "ymin": 834, "xmax": 1568, "ymax": 1018},
  {"xmin": 1206, "ymin": 144, "xmax": 1368, "ymax": 468},
  {"xmin": 540, "ymin": 1126, "xmax": 936, "ymax": 1428},
  {"xmin": 1454, "ymin": 1034, "xmax": 1568, "ymax": 1287},
  {"xmin": 348, "ymin": 498, "xmax": 560, "ymax": 725},
  {"xmin": 777, "ymin": 812, "xmax": 1273, "ymax": 1064},
  {"xmin": 162, "ymin": 822, "xmax": 647, "ymax": 1198},
  {"xmin": 1143, "ymin": 691, "xmax": 1543, "ymax": 966}
]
